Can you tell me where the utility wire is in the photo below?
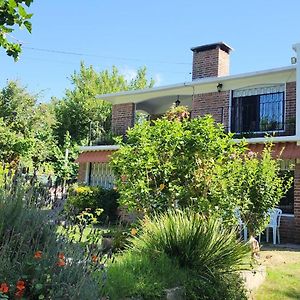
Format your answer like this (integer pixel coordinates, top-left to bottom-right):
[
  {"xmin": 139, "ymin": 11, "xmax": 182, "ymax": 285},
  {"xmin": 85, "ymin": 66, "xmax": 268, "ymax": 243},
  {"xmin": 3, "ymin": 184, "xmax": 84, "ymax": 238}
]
[
  {"xmin": 21, "ymin": 55, "xmax": 190, "ymax": 75},
  {"xmin": 23, "ymin": 46, "xmax": 191, "ymax": 66}
]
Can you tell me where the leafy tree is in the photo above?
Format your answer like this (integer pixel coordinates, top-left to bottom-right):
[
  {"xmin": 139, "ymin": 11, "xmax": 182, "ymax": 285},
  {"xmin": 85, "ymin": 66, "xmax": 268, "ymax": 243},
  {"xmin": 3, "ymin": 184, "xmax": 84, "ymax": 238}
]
[
  {"xmin": 53, "ymin": 62, "xmax": 154, "ymax": 146},
  {"xmin": 0, "ymin": 81, "xmax": 56, "ymax": 167},
  {"xmin": 111, "ymin": 106, "xmax": 290, "ymax": 235},
  {"xmin": 232, "ymin": 146, "xmax": 293, "ymax": 235},
  {"xmin": 0, "ymin": 0, "xmax": 33, "ymax": 60},
  {"xmin": 52, "ymin": 131, "xmax": 79, "ymax": 183}
]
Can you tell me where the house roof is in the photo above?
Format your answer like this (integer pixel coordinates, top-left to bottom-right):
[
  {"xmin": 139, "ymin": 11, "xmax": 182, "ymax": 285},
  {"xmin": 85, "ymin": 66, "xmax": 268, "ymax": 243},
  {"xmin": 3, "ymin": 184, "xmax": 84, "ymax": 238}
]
[
  {"xmin": 77, "ymin": 141, "xmax": 300, "ymax": 160},
  {"xmin": 76, "ymin": 149, "xmax": 117, "ymax": 163},
  {"xmin": 98, "ymin": 65, "xmax": 296, "ymax": 115}
]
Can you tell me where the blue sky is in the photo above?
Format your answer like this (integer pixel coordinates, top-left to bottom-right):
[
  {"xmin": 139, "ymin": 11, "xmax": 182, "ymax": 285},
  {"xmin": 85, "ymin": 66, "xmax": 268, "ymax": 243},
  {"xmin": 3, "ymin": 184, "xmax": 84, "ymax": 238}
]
[{"xmin": 1, "ymin": 0, "xmax": 299, "ymax": 102}]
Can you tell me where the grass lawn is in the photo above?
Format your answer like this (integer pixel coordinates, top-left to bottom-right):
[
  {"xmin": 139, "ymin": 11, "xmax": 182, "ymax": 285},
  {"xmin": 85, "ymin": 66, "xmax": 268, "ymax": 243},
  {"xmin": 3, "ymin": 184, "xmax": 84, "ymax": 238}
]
[{"xmin": 253, "ymin": 246, "xmax": 300, "ymax": 300}]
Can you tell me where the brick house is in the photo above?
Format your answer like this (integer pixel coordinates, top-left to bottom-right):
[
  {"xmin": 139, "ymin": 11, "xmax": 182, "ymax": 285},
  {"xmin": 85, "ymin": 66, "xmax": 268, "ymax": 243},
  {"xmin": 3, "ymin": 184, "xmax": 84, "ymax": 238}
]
[{"xmin": 77, "ymin": 42, "xmax": 300, "ymax": 243}]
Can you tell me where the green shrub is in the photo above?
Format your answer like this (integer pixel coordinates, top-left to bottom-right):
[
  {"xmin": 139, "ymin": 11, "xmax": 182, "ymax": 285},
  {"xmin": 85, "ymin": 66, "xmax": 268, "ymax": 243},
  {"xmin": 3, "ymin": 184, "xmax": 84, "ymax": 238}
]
[
  {"xmin": 104, "ymin": 251, "xmax": 187, "ymax": 299},
  {"xmin": 103, "ymin": 209, "xmax": 249, "ymax": 299},
  {"xmin": 104, "ymin": 250, "xmax": 247, "ymax": 300},
  {"xmin": 185, "ymin": 272, "xmax": 247, "ymax": 300},
  {"xmin": 66, "ymin": 185, "xmax": 119, "ymax": 223},
  {"xmin": 112, "ymin": 107, "xmax": 290, "ymax": 235},
  {"xmin": 0, "ymin": 171, "xmax": 103, "ymax": 299},
  {"xmin": 131, "ymin": 209, "xmax": 250, "ymax": 275}
]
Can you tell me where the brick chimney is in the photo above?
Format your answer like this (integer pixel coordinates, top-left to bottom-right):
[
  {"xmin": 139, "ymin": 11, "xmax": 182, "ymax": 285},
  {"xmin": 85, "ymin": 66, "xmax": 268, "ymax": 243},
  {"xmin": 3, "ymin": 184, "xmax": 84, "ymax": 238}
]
[{"xmin": 191, "ymin": 42, "xmax": 232, "ymax": 80}]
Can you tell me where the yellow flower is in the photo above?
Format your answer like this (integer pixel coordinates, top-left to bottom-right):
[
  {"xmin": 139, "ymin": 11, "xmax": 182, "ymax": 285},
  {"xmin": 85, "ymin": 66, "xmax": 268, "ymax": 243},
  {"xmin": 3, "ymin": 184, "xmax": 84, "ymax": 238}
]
[
  {"xmin": 159, "ymin": 183, "xmax": 165, "ymax": 191},
  {"xmin": 131, "ymin": 228, "xmax": 138, "ymax": 236}
]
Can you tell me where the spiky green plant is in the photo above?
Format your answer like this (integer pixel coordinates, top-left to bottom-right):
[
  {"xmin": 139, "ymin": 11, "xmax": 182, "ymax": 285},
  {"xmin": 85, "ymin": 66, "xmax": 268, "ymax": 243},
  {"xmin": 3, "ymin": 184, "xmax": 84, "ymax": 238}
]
[{"xmin": 131, "ymin": 209, "xmax": 250, "ymax": 278}]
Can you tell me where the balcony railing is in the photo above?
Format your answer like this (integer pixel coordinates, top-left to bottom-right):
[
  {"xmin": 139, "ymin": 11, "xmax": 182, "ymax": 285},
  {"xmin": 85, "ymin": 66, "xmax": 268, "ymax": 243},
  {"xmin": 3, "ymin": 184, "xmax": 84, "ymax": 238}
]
[
  {"xmin": 205, "ymin": 106, "xmax": 296, "ymax": 138},
  {"xmin": 226, "ymin": 119, "xmax": 296, "ymax": 139}
]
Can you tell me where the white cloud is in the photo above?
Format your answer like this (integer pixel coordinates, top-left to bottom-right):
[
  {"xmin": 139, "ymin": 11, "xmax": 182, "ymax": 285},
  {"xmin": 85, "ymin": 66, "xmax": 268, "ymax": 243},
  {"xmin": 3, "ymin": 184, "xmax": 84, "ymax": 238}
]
[
  {"xmin": 120, "ymin": 67, "xmax": 163, "ymax": 87},
  {"xmin": 120, "ymin": 66, "xmax": 138, "ymax": 82},
  {"xmin": 153, "ymin": 73, "xmax": 163, "ymax": 86}
]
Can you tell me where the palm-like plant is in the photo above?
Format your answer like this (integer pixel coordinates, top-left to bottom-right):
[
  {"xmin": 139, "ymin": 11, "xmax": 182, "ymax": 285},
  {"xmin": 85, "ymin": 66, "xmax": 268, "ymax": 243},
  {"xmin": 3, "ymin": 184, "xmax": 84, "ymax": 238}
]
[{"xmin": 131, "ymin": 209, "xmax": 250, "ymax": 278}]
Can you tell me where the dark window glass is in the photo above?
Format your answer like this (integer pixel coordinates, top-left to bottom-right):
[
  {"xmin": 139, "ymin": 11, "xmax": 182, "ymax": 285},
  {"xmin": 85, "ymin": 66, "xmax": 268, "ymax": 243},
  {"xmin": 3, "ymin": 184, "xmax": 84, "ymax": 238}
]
[
  {"xmin": 278, "ymin": 170, "xmax": 294, "ymax": 214},
  {"xmin": 231, "ymin": 92, "xmax": 284, "ymax": 133}
]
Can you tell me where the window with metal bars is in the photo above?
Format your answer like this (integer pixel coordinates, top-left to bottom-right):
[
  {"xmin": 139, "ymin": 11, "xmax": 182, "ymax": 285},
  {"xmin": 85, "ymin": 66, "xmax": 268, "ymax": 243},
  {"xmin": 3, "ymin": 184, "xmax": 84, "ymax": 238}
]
[
  {"xmin": 231, "ymin": 91, "xmax": 284, "ymax": 134},
  {"xmin": 89, "ymin": 162, "xmax": 114, "ymax": 189}
]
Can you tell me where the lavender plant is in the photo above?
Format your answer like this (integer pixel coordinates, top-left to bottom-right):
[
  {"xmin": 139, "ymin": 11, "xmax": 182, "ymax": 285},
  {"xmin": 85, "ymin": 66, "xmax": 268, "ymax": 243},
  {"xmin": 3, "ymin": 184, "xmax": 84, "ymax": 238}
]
[{"xmin": 0, "ymin": 165, "xmax": 109, "ymax": 299}]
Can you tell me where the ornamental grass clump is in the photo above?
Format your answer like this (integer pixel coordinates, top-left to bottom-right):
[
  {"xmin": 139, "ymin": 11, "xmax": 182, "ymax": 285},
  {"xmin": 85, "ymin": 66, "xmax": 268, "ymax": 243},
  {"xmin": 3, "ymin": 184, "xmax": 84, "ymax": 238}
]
[
  {"xmin": 104, "ymin": 209, "xmax": 249, "ymax": 299},
  {"xmin": 131, "ymin": 209, "xmax": 250, "ymax": 276}
]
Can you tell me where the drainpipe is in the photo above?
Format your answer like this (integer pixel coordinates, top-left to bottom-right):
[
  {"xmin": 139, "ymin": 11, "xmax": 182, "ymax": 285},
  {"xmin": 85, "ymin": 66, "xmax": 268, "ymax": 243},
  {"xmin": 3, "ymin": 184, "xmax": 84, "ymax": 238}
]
[{"xmin": 293, "ymin": 43, "xmax": 300, "ymax": 144}]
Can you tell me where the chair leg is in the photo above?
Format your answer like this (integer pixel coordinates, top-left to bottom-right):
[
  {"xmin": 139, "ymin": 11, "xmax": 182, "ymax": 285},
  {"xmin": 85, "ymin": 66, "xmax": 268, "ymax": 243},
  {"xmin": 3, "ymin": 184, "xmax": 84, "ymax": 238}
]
[
  {"xmin": 266, "ymin": 228, "xmax": 269, "ymax": 243},
  {"xmin": 258, "ymin": 233, "xmax": 261, "ymax": 243},
  {"xmin": 240, "ymin": 225, "xmax": 243, "ymax": 240},
  {"xmin": 244, "ymin": 227, "xmax": 247, "ymax": 241},
  {"xmin": 277, "ymin": 228, "xmax": 280, "ymax": 244},
  {"xmin": 273, "ymin": 227, "xmax": 276, "ymax": 245}
]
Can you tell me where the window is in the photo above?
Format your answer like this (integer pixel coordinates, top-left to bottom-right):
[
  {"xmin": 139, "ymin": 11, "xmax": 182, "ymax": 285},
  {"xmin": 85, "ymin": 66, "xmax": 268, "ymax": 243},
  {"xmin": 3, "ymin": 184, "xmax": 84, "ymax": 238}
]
[
  {"xmin": 231, "ymin": 85, "xmax": 284, "ymax": 134},
  {"xmin": 278, "ymin": 160, "xmax": 294, "ymax": 214},
  {"xmin": 89, "ymin": 162, "xmax": 114, "ymax": 189}
]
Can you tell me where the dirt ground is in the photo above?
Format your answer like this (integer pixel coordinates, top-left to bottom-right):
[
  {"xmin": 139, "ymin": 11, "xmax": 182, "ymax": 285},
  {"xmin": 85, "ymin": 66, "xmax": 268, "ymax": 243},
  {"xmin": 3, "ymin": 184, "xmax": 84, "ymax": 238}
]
[{"xmin": 258, "ymin": 245, "xmax": 300, "ymax": 266}]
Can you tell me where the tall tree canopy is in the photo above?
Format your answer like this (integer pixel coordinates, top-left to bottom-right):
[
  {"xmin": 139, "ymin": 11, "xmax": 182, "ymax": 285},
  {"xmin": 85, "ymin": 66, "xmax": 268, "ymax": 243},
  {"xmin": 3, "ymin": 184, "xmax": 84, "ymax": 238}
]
[
  {"xmin": 0, "ymin": 81, "xmax": 56, "ymax": 167},
  {"xmin": 0, "ymin": 0, "xmax": 33, "ymax": 60},
  {"xmin": 54, "ymin": 62, "xmax": 154, "ymax": 146}
]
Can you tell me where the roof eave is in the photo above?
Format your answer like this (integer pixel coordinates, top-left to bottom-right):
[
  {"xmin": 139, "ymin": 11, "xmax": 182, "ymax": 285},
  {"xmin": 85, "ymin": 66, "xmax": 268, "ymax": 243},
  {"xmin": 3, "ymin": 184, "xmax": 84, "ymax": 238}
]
[{"xmin": 97, "ymin": 65, "xmax": 296, "ymax": 104}]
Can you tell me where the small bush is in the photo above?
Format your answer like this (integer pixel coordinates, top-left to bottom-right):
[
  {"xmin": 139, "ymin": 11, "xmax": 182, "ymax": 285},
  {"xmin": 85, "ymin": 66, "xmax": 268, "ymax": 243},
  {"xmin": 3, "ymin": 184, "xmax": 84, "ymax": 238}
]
[
  {"xmin": 103, "ymin": 210, "xmax": 250, "ymax": 299},
  {"xmin": 131, "ymin": 209, "xmax": 250, "ymax": 275},
  {"xmin": 66, "ymin": 185, "xmax": 119, "ymax": 223},
  {"xmin": 103, "ymin": 251, "xmax": 187, "ymax": 299},
  {"xmin": 104, "ymin": 250, "xmax": 247, "ymax": 300}
]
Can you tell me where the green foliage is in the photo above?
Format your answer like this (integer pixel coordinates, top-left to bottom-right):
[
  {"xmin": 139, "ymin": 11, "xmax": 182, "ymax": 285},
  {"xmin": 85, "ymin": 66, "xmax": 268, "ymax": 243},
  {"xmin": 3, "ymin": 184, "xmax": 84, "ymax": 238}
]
[
  {"xmin": 104, "ymin": 210, "xmax": 249, "ymax": 300},
  {"xmin": 112, "ymin": 106, "xmax": 291, "ymax": 234},
  {"xmin": 104, "ymin": 251, "xmax": 187, "ymax": 299},
  {"xmin": 52, "ymin": 131, "xmax": 79, "ymax": 181},
  {"xmin": 0, "ymin": 0, "xmax": 33, "ymax": 60},
  {"xmin": 164, "ymin": 104, "xmax": 190, "ymax": 121},
  {"xmin": 54, "ymin": 62, "xmax": 154, "ymax": 146},
  {"xmin": 105, "ymin": 252, "xmax": 247, "ymax": 300},
  {"xmin": 131, "ymin": 210, "xmax": 250, "ymax": 274},
  {"xmin": 0, "ymin": 81, "xmax": 57, "ymax": 168},
  {"xmin": 0, "ymin": 169, "xmax": 103, "ymax": 299},
  {"xmin": 66, "ymin": 185, "xmax": 119, "ymax": 223},
  {"xmin": 232, "ymin": 145, "xmax": 292, "ymax": 235},
  {"xmin": 184, "ymin": 272, "xmax": 248, "ymax": 300},
  {"xmin": 112, "ymin": 112, "xmax": 246, "ymax": 215}
]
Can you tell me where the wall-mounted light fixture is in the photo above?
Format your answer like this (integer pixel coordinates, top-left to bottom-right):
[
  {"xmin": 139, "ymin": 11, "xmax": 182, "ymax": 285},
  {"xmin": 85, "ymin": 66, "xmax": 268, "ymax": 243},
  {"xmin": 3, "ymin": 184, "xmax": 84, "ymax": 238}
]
[
  {"xmin": 217, "ymin": 83, "xmax": 223, "ymax": 93},
  {"xmin": 175, "ymin": 95, "xmax": 181, "ymax": 107},
  {"xmin": 291, "ymin": 56, "xmax": 297, "ymax": 64}
]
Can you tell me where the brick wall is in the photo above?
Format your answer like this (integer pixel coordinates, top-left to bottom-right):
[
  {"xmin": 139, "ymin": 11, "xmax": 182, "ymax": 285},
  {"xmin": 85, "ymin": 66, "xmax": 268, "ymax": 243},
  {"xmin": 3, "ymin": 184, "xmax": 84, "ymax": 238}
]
[
  {"xmin": 280, "ymin": 215, "xmax": 295, "ymax": 243},
  {"xmin": 286, "ymin": 81, "xmax": 296, "ymax": 135},
  {"xmin": 78, "ymin": 162, "xmax": 87, "ymax": 183},
  {"xmin": 191, "ymin": 91, "xmax": 230, "ymax": 127},
  {"xmin": 192, "ymin": 48, "xmax": 230, "ymax": 80},
  {"xmin": 191, "ymin": 81, "xmax": 296, "ymax": 135},
  {"xmin": 294, "ymin": 163, "xmax": 300, "ymax": 243},
  {"xmin": 112, "ymin": 103, "xmax": 135, "ymax": 135}
]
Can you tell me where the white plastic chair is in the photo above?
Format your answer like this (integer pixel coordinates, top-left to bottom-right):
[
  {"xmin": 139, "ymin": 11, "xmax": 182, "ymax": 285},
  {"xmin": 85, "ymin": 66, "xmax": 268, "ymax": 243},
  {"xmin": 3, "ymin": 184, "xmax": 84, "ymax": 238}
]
[
  {"xmin": 259, "ymin": 208, "xmax": 282, "ymax": 245},
  {"xmin": 266, "ymin": 208, "xmax": 282, "ymax": 245},
  {"xmin": 234, "ymin": 208, "xmax": 247, "ymax": 241}
]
